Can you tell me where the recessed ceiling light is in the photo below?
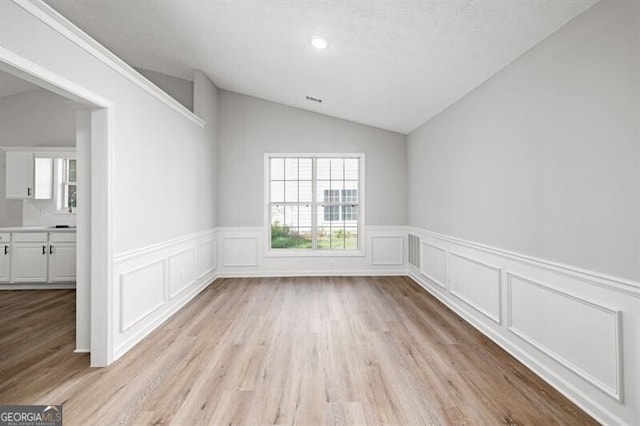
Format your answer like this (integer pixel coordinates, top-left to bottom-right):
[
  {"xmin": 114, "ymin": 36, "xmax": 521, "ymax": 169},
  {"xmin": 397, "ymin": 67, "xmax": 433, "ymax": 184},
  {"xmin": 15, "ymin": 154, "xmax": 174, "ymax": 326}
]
[{"xmin": 310, "ymin": 36, "xmax": 328, "ymax": 50}]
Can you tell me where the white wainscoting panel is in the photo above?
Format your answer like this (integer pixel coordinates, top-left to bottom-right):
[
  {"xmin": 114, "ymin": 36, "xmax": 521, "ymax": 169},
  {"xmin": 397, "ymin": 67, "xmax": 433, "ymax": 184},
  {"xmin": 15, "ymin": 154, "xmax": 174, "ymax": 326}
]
[
  {"xmin": 371, "ymin": 236, "xmax": 404, "ymax": 266},
  {"xmin": 508, "ymin": 273, "xmax": 622, "ymax": 401},
  {"xmin": 216, "ymin": 226, "xmax": 405, "ymax": 277},
  {"xmin": 450, "ymin": 252, "xmax": 501, "ymax": 324},
  {"xmin": 223, "ymin": 237, "xmax": 258, "ymax": 267},
  {"xmin": 119, "ymin": 260, "xmax": 166, "ymax": 333},
  {"xmin": 196, "ymin": 239, "xmax": 216, "ymax": 277},
  {"xmin": 168, "ymin": 248, "xmax": 197, "ymax": 299},
  {"xmin": 408, "ymin": 226, "xmax": 640, "ymax": 425},
  {"xmin": 420, "ymin": 241, "xmax": 447, "ymax": 289},
  {"xmin": 113, "ymin": 228, "xmax": 217, "ymax": 361}
]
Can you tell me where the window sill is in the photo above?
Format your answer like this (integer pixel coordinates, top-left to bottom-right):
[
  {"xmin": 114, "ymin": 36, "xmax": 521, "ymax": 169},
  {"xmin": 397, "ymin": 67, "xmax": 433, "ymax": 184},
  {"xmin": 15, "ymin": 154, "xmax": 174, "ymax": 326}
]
[{"xmin": 264, "ymin": 249, "xmax": 365, "ymax": 258}]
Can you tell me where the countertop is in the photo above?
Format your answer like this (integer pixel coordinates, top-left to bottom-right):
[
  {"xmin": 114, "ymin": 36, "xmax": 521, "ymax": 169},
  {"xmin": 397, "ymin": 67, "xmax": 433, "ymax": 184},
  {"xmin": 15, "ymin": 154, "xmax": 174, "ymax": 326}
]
[{"xmin": 0, "ymin": 226, "xmax": 77, "ymax": 233}]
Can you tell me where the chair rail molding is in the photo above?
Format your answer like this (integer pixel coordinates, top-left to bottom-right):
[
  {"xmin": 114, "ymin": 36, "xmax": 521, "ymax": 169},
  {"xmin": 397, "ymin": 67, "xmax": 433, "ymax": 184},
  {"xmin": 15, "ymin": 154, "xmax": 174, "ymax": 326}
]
[
  {"xmin": 112, "ymin": 228, "xmax": 217, "ymax": 360},
  {"xmin": 408, "ymin": 225, "xmax": 640, "ymax": 425}
]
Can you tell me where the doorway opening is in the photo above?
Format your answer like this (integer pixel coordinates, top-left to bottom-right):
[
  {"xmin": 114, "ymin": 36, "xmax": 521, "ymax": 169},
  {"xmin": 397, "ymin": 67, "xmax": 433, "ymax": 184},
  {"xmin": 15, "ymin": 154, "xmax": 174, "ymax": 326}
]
[{"xmin": 0, "ymin": 48, "xmax": 113, "ymax": 367}]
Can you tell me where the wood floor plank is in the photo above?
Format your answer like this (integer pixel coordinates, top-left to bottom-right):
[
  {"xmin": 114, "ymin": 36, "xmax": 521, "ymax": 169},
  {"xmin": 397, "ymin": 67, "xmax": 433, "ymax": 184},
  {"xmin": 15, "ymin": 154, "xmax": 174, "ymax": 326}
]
[{"xmin": 0, "ymin": 278, "xmax": 597, "ymax": 425}]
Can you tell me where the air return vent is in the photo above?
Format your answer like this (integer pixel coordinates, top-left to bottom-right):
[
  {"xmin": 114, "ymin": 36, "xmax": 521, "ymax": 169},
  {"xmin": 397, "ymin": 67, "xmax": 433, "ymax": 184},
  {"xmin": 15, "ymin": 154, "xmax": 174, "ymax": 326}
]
[{"xmin": 408, "ymin": 234, "xmax": 421, "ymax": 268}]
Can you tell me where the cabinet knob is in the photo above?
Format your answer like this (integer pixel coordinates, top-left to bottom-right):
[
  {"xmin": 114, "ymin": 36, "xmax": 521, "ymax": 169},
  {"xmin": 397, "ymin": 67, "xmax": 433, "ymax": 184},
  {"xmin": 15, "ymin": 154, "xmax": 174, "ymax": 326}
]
[
  {"xmin": 49, "ymin": 245, "xmax": 54, "ymax": 255},
  {"xmin": 3, "ymin": 245, "xmax": 7, "ymax": 255},
  {"xmin": 42, "ymin": 245, "xmax": 46, "ymax": 255},
  {"xmin": 27, "ymin": 187, "xmax": 32, "ymax": 197}
]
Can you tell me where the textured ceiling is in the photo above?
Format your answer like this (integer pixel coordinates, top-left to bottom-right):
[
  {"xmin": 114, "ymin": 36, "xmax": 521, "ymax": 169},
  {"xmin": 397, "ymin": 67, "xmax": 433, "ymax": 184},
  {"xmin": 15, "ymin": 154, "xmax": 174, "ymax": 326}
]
[{"xmin": 45, "ymin": 0, "xmax": 597, "ymax": 133}]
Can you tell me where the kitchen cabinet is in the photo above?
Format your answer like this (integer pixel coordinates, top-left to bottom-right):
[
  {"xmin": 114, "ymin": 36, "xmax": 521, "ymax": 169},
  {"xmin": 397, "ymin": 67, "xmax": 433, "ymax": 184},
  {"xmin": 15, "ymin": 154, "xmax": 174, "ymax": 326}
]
[
  {"xmin": 6, "ymin": 231, "xmax": 76, "ymax": 284},
  {"xmin": 34, "ymin": 157, "xmax": 54, "ymax": 199},
  {"xmin": 5, "ymin": 151, "xmax": 34, "ymax": 199},
  {"xmin": 0, "ymin": 233, "xmax": 10, "ymax": 283},
  {"xmin": 5, "ymin": 151, "xmax": 54, "ymax": 200},
  {"xmin": 48, "ymin": 234, "xmax": 77, "ymax": 282},
  {"xmin": 11, "ymin": 233, "xmax": 48, "ymax": 283}
]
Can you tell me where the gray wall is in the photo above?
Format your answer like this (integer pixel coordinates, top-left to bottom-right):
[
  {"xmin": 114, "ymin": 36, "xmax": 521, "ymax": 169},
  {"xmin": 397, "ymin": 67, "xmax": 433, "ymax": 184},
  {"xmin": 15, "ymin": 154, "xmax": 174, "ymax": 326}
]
[
  {"xmin": 218, "ymin": 90, "xmax": 407, "ymax": 227},
  {"xmin": 193, "ymin": 70, "xmax": 218, "ymax": 227},
  {"xmin": 0, "ymin": 88, "xmax": 77, "ymax": 226},
  {"xmin": 0, "ymin": 88, "xmax": 76, "ymax": 147},
  {"xmin": 136, "ymin": 67, "xmax": 194, "ymax": 112},
  {"xmin": 407, "ymin": 0, "xmax": 640, "ymax": 281},
  {"xmin": 1, "ymin": 0, "xmax": 218, "ymax": 254}
]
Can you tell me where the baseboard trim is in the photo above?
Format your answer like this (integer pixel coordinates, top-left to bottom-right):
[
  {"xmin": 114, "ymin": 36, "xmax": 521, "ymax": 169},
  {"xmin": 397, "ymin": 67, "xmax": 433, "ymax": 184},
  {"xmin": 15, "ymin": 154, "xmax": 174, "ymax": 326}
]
[
  {"xmin": 112, "ymin": 270, "xmax": 217, "ymax": 361},
  {"xmin": 217, "ymin": 270, "xmax": 406, "ymax": 278},
  {"xmin": 0, "ymin": 283, "xmax": 75, "ymax": 290},
  {"xmin": 408, "ymin": 270, "xmax": 622, "ymax": 426}
]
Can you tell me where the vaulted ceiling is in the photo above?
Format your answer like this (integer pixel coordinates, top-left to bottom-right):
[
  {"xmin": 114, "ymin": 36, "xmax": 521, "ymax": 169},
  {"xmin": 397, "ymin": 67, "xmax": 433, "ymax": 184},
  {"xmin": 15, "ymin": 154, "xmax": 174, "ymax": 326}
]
[
  {"xmin": 45, "ymin": 0, "xmax": 598, "ymax": 133},
  {"xmin": 0, "ymin": 69, "xmax": 39, "ymax": 99}
]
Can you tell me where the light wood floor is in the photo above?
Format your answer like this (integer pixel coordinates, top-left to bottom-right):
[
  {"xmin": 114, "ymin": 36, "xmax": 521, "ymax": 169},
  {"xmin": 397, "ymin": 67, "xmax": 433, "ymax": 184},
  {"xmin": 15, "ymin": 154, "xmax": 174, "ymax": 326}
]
[{"xmin": 0, "ymin": 277, "xmax": 596, "ymax": 425}]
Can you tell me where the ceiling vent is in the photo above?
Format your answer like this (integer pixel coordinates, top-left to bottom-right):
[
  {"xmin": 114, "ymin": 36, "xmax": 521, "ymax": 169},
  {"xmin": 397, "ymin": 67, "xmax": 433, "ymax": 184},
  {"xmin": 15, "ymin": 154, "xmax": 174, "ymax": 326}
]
[{"xmin": 305, "ymin": 96, "xmax": 322, "ymax": 103}]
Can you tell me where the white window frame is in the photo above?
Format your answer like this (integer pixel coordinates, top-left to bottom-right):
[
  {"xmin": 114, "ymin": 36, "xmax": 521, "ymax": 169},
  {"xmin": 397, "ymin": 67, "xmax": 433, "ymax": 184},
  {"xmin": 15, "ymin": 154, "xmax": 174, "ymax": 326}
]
[{"xmin": 264, "ymin": 153, "xmax": 366, "ymax": 257}]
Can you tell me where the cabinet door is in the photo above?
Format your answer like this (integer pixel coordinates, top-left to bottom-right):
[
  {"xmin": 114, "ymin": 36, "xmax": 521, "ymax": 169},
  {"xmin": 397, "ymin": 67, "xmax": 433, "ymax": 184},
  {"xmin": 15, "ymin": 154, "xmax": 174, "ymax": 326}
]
[
  {"xmin": 48, "ymin": 243, "xmax": 76, "ymax": 282},
  {"xmin": 11, "ymin": 242, "xmax": 48, "ymax": 282},
  {"xmin": 6, "ymin": 151, "xmax": 34, "ymax": 199},
  {"xmin": 0, "ymin": 244, "xmax": 10, "ymax": 283},
  {"xmin": 34, "ymin": 157, "xmax": 53, "ymax": 200}
]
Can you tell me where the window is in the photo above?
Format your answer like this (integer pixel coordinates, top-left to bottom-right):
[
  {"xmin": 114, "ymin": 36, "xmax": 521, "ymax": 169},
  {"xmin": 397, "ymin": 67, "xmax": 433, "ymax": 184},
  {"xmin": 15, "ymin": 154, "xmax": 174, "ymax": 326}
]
[
  {"xmin": 63, "ymin": 158, "xmax": 77, "ymax": 211},
  {"xmin": 54, "ymin": 157, "xmax": 77, "ymax": 213},
  {"xmin": 267, "ymin": 155, "xmax": 363, "ymax": 252}
]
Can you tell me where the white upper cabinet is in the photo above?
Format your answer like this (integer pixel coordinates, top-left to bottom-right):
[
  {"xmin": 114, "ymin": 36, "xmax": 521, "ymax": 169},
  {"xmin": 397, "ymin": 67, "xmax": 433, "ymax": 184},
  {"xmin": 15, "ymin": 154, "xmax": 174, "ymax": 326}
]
[
  {"xmin": 5, "ymin": 150, "xmax": 57, "ymax": 200},
  {"xmin": 5, "ymin": 151, "xmax": 34, "ymax": 199},
  {"xmin": 34, "ymin": 157, "xmax": 54, "ymax": 199}
]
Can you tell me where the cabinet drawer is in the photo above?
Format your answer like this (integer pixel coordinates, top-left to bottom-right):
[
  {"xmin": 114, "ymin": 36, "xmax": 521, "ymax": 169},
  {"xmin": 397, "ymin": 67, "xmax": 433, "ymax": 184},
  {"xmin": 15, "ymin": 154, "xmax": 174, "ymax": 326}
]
[
  {"xmin": 0, "ymin": 233, "xmax": 10, "ymax": 242},
  {"xmin": 12, "ymin": 232, "xmax": 48, "ymax": 242},
  {"xmin": 49, "ymin": 232, "xmax": 76, "ymax": 243}
]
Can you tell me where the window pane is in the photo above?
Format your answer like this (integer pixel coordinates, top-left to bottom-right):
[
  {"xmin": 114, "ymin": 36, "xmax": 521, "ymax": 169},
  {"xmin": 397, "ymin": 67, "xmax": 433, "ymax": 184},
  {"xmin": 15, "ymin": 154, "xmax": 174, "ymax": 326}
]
[
  {"xmin": 271, "ymin": 158, "xmax": 284, "ymax": 180},
  {"xmin": 271, "ymin": 204, "xmax": 311, "ymax": 249},
  {"xmin": 331, "ymin": 227, "xmax": 346, "ymax": 250},
  {"xmin": 299, "ymin": 204, "xmax": 312, "ymax": 228},
  {"xmin": 285, "ymin": 181, "xmax": 298, "ymax": 202},
  {"xmin": 344, "ymin": 180, "xmax": 358, "ymax": 192},
  {"xmin": 344, "ymin": 158, "xmax": 358, "ymax": 180},
  {"xmin": 330, "ymin": 158, "xmax": 344, "ymax": 180},
  {"xmin": 270, "ymin": 181, "xmax": 284, "ymax": 202},
  {"xmin": 342, "ymin": 205, "xmax": 358, "ymax": 221},
  {"xmin": 317, "ymin": 158, "xmax": 330, "ymax": 180},
  {"xmin": 285, "ymin": 158, "xmax": 298, "ymax": 180},
  {"xmin": 345, "ymin": 228, "xmax": 358, "ymax": 249},
  {"xmin": 342, "ymin": 189, "xmax": 357, "ymax": 203},
  {"xmin": 316, "ymin": 180, "xmax": 330, "ymax": 202},
  {"xmin": 299, "ymin": 158, "xmax": 312, "ymax": 180},
  {"xmin": 271, "ymin": 205, "xmax": 284, "ymax": 226},
  {"xmin": 317, "ymin": 227, "xmax": 331, "ymax": 250},
  {"xmin": 283, "ymin": 205, "xmax": 298, "ymax": 228},
  {"xmin": 299, "ymin": 181, "xmax": 312, "ymax": 202},
  {"xmin": 68, "ymin": 159, "xmax": 77, "ymax": 182},
  {"xmin": 330, "ymin": 180, "xmax": 344, "ymax": 193},
  {"xmin": 69, "ymin": 185, "xmax": 77, "ymax": 208}
]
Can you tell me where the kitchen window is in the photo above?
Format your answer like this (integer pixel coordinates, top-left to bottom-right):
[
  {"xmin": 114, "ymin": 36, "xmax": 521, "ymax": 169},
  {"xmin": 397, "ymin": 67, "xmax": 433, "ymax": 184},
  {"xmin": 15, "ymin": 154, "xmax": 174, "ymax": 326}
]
[
  {"xmin": 266, "ymin": 154, "xmax": 364, "ymax": 254},
  {"xmin": 54, "ymin": 156, "xmax": 77, "ymax": 213}
]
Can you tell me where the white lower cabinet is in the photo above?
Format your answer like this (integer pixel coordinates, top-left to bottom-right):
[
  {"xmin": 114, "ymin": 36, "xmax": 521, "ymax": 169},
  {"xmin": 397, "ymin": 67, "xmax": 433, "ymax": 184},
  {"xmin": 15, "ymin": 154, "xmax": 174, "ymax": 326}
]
[
  {"xmin": 48, "ymin": 242, "xmax": 77, "ymax": 282},
  {"xmin": 5, "ymin": 231, "xmax": 76, "ymax": 284},
  {"xmin": 11, "ymin": 242, "xmax": 49, "ymax": 282},
  {"xmin": 0, "ymin": 237, "xmax": 10, "ymax": 283},
  {"xmin": 11, "ymin": 232, "xmax": 49, "ymax": 283}
]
